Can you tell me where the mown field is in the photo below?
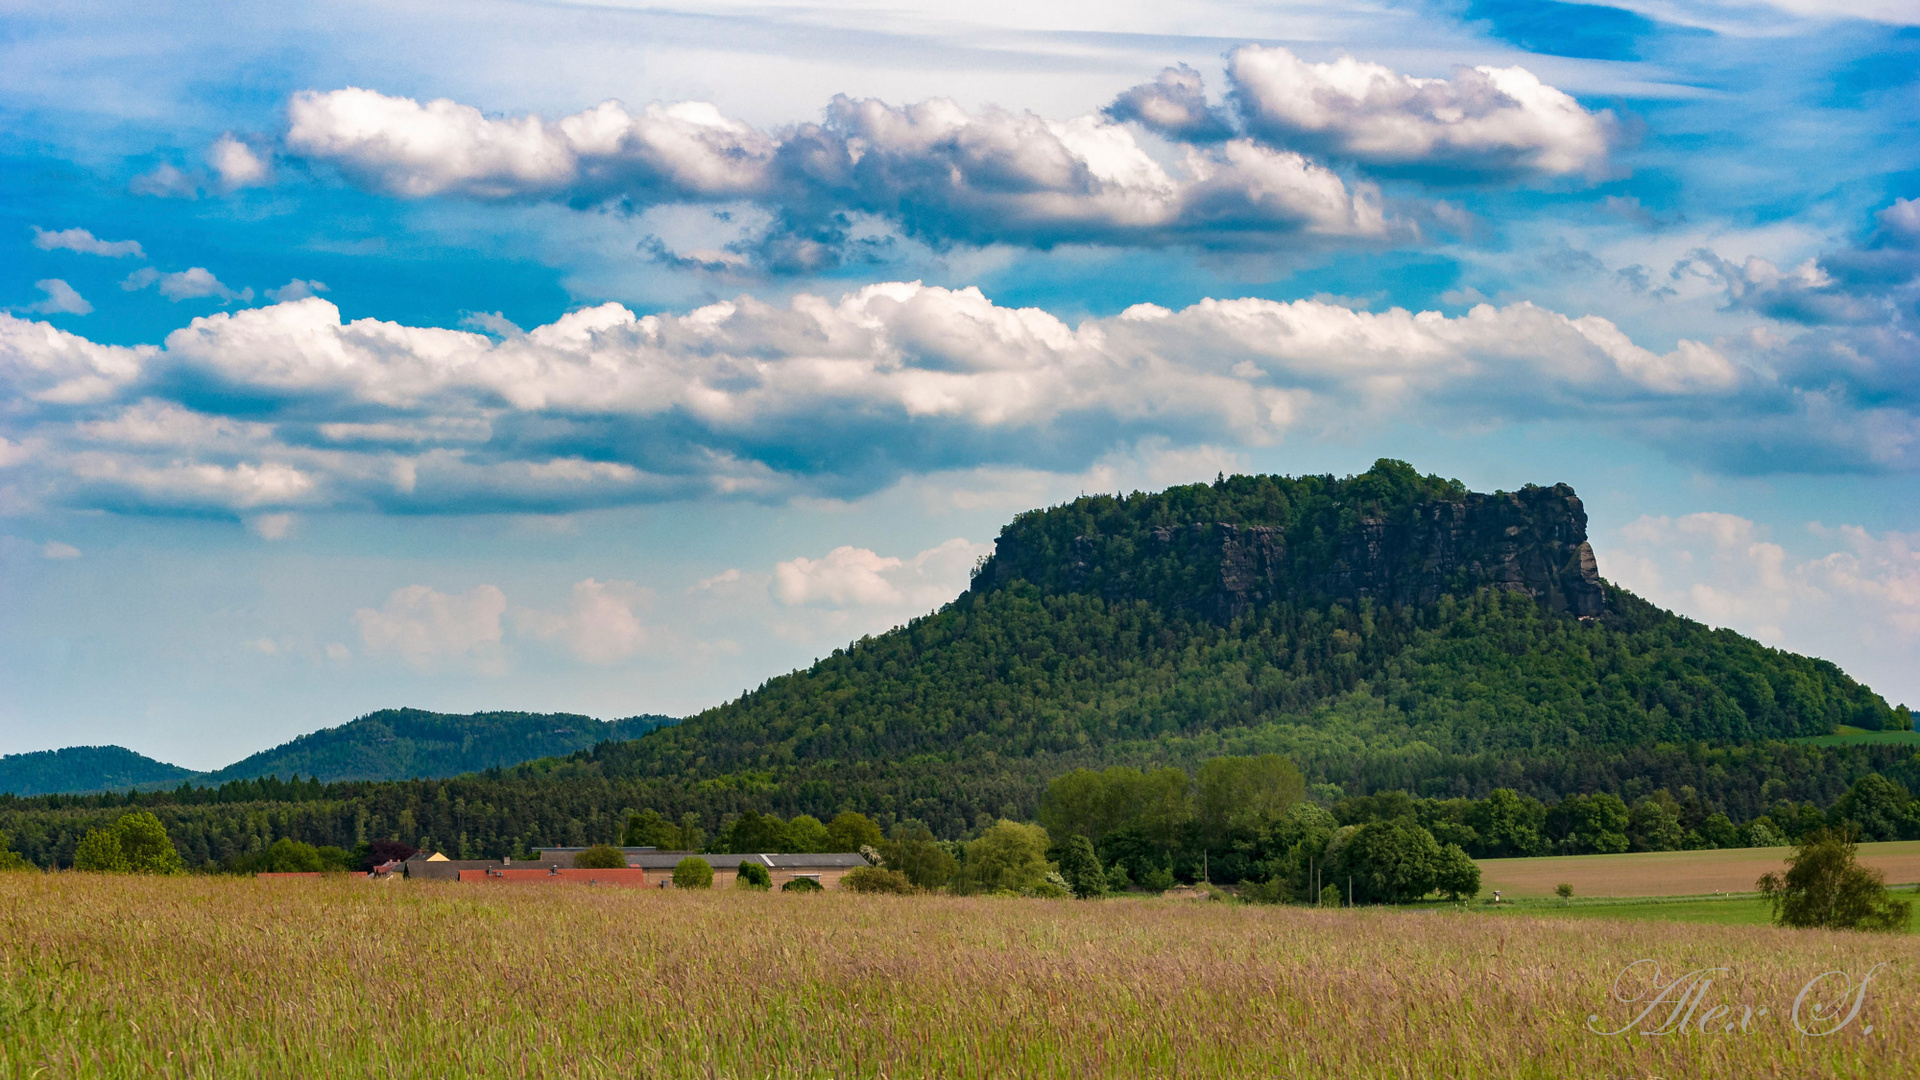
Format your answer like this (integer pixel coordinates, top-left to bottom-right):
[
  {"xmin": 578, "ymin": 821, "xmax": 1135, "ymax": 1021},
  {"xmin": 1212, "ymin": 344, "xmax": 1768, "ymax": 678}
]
[
  {"xmin": 1476, "ymin": 839, "xmax": 1920, "ymax": 900},
  {"xmin": 1, "ymin": 875, "xmax": 1914, "ymax": 1078}
]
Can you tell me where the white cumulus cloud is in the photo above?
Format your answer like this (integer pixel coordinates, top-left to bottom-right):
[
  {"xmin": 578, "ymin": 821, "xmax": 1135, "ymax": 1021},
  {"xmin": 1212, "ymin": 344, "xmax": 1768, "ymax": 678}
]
[
  {"xmin": 1226, "ymin": 46, "xmax": 1614, "ymax": 180},
  {"xmin": 354, "ymin": 583, "xmax": 507, "ymax": 669},
  {"xmin": 208, "ymin": 135, "xmax": 272, "ymax": 189},
  {"xmin": 514, "ymin": 577, "xmax": 656, "ymax": 663},
  {"xmin": 30, "ymin": 227, "xmax": 144, "ymax": 258},
  {"xmin": 773, "ymin": 537, "xmax": 989, "ymax": 609},
  {"xmin": 23, "ymin": 280, "xmax": 93, "ymax": 316},
  {"xmin": 122, "ymin": 267, "xmax": 252, "ymax": 303}
]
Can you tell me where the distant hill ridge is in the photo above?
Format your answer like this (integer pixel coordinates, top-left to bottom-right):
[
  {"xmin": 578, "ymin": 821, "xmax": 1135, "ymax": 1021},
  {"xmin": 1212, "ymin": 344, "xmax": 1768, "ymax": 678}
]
[{"xmin": 0, "ymin": 708, "xmax": 676, "ymax": 796}]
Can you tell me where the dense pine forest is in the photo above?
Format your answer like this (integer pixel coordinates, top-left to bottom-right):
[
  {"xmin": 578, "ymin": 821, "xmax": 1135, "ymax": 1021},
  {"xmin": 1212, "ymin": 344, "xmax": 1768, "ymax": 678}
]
[{"xmin": 1, "ymin": 462, "xmax": 1909, "ymax": 870}]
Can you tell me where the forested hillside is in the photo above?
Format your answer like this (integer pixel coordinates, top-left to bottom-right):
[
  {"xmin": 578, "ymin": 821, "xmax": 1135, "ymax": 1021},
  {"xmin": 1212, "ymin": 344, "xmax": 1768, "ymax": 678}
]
[
  {"xmin": 0, "ymin": 461, "xmax": 1905, "ymax": 867},
  {"xmin": 0, "ymin": 746, "xmax": 197, "ymax": 797},
  {"xmin": 0, "ymin": 709, "xmax": 676, "ymax": 795},
  {"xmin": 203, "ymin": 708, "xmax": 675, "ymax": 784}
]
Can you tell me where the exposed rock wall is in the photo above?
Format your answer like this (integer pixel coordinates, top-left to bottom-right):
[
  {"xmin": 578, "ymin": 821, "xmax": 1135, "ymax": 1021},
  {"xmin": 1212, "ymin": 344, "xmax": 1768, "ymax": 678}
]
[{"xmin": 983, "ymin": 483, "xmax": 1605, "ymax": 621}]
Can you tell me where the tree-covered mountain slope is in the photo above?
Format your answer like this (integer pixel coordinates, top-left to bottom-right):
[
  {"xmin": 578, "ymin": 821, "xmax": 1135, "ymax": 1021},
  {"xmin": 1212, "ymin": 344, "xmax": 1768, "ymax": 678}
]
[
  {"xmin": 591, "ymin": 461, "xmax": 1894, "ymax": 786},
  {"xmin": 0, "ymin": 709, "xmax": 676, "ymax": 795},
  {"xmin": 0, "ymin": 746, "xmax": 197, "ymax": 797}
]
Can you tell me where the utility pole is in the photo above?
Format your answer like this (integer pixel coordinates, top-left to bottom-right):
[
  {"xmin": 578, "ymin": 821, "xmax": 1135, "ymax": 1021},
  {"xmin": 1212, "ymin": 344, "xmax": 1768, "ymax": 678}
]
[{"xmin": 1348, "ymin": 876, "xmax": 1353, "ymax": 908}]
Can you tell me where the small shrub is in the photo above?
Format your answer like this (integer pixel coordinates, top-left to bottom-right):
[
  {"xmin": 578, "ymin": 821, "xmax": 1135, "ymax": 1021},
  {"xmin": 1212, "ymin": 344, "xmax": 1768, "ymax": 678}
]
[
  {"xmin": 781, "ymin": 876, "xmax": 823, "ymax": 893},
  {"xmin": 736, "ymin": 861, "xmax": 772, "ymax": 890},
  {"xmin": 841, "ymin": 866, "xmax": 914, "ymax": 894},
  {"xmin": 673, "ymin": 857, "xmax": 714, "ymax": 889},
  {"xmin": 1239, "ymin": 876, "xmax": 1287, "ymax": 904},
  {"xmin": 1141, "ymin": 866, "xmax": 1175, "ymax": 892},
  {"xmin": 575, "ymin": 844, "xmax": 628, "ymax": 870}
]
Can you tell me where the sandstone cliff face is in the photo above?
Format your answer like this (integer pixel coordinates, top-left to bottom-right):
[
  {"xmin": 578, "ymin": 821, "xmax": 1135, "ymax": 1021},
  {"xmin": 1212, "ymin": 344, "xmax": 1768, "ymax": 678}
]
[{"xmin": 982, "ymin": 482, "xmax": 1604, "ymax": 622}]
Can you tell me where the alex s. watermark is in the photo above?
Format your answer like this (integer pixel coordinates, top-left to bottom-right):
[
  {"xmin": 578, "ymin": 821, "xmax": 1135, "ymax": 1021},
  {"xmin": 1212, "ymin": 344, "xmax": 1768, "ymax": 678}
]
[{"xmin": 1586, "ymin": 959, "xmax": 1887, "ymax": 1037}]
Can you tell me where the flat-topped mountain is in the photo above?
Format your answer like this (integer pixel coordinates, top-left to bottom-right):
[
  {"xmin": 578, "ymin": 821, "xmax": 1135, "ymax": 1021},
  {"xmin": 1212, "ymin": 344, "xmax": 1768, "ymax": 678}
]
[{"xmin": 591, "ymin": 460, "xmax": 1896, "ymax": 800}]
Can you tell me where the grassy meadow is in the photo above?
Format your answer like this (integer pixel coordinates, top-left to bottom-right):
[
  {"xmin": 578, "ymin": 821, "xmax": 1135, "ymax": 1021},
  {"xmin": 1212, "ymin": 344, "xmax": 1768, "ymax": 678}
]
[
  {"xmin": 1475, "ymin": 839, "xmax": 1920, "ymax": 900},
  {"xmin": 2, "ymin": 874, "xmax": 1915, "ymax": 1078}
]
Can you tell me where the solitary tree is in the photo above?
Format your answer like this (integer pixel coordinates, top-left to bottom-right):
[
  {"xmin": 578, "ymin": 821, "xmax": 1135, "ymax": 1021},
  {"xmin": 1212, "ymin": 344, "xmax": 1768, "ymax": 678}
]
[
  {"xmin": 1555, "ymin": 882, "xmax": 1574, "ymax": 904},
  {"xmin": 574, "ymin": 844, "xmax": 628, "ymax": 870},
  {"xmin": 1757, "ymin": 828, "xmax": 1911, "ymax": 931},
  {"xmin": 673, "ymin": 856, "xmax": 714, "ymax": 889}
]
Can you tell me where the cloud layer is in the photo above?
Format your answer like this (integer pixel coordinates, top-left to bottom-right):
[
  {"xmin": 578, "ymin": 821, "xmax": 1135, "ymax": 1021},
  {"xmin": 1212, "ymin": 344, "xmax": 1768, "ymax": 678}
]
[
  {"xmin": 4, "ymin": 273, "xmax": 1910, "ymax": 518},
  {"xmin": 284, "ymin": 87, "xmax": 1398, "ymax": 265},
  {"xmin": 267, "ymin": 47, "xmax": 1613, "ymax": 268}
]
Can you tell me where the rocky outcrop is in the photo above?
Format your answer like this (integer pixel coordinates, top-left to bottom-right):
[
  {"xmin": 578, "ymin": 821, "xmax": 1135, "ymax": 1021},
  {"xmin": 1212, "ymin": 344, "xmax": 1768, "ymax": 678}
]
[{"xmin": 981, "ymin": 482, "xmax": 1605, "ymax": 622}]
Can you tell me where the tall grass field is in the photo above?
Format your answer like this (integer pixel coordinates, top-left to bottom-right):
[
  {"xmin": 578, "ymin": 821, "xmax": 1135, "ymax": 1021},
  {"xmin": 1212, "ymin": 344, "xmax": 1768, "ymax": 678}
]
[{"xmin": 1, "ymin": 874, "xmax": 1913, "ymax": 1078}]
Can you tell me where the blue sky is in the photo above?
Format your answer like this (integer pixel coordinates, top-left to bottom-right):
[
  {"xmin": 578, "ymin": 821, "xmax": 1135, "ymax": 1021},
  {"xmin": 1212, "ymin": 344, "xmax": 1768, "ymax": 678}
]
[{"xmin": 2, "ymin": 0, "xmax": 1917, "ymax": 769}]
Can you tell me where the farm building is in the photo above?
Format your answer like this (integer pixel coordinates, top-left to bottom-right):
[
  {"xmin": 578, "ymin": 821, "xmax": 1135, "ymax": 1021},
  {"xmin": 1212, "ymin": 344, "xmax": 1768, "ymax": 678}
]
[{"xmin": 402, "ymin": 849, "xmax": 869, "ymax": 889}]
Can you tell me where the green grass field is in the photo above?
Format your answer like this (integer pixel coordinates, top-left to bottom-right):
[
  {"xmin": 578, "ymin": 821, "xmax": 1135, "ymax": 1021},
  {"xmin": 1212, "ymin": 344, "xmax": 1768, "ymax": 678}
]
[
  {"xmin": 3, "ymin": 874, "xmax": 1918, "ymax": 1078},
  {"xmin": 1794, "ymin": 724, "xmax": 1920, "ymax": 747}
]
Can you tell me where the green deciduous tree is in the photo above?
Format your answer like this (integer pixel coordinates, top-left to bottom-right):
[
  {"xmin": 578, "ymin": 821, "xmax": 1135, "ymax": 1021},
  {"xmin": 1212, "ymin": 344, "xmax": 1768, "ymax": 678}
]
[
  {"xmin": 0, "ymin": 830, "xmax": 34, "ymax": 871},
  {"xmin": 1331, "ymin": 819, "xmax": 1444, "ymax": 904},
  {"xmin": 1757, "ymin": 828, "xmax": 1911, "ymax": 931},
  {"xmin": 1433, "ymin": 843, "xmax": 1481, "ymax": 901},
  {"xmin": 673, "ymin": 857, "xmax": 714, "ymax": 889},
  {"xmin": 879, "ymin": 823, "xmax": 958, "ymax": 890},
  {"xmin": 1195, "ymin": 754, "xmax": 1305, "ymax": 838},
  {"xmin": 785, "ymin": 815, "xmax": 831, "ymax": 853},
  {"xmin": 959, "ymin": 820, "xmax": 1055, "ymax": 895},
  {"xmin": 1054, "ymin": 835, "xmax": 1106, "ymax": 898},
  {"xmin": 735, "ymin": 860, "xmax": 772, "ymax": 889},
  {"xmin": 1628, "ymin": 794, "xmax": 1686, "ymax": 852},
  {"xmin": 1469, "ymin": 789, "xmax": 1546, "ymax": 858},
  {"xmin": 74, "ymin": 811, "xmax": 182, "ymax": 874},
  {"xmin": 826, "ymin": 812, "xmax": 883, "ymax": 852},
  {"xmin": 1549, "ymin": 794, "xmax": 1629, "ymax": 855},
  {"xmin": 1831, "ymin": 773, "xmax": 1915, "ymax": 842}
]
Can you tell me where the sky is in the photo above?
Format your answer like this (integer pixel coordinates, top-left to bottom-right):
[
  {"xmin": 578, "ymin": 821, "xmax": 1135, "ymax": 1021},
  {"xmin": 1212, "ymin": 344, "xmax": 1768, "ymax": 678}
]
[{"xmin": 2, "ymin": 0, "xmax": 1917, "ymax": 769}]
